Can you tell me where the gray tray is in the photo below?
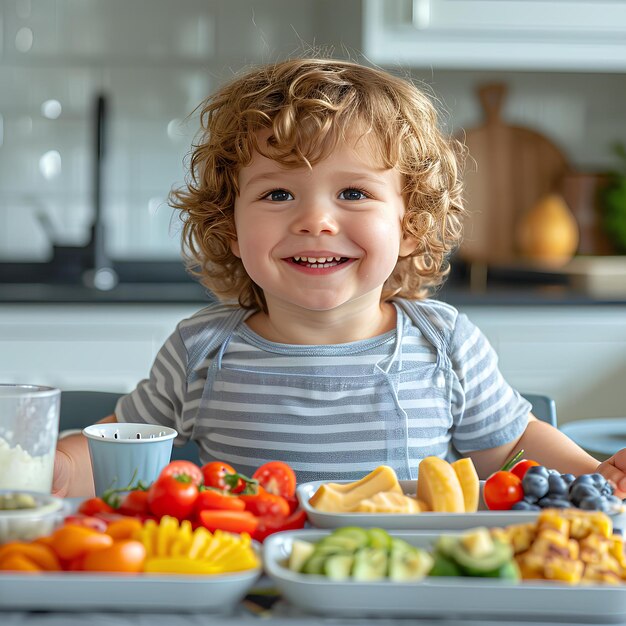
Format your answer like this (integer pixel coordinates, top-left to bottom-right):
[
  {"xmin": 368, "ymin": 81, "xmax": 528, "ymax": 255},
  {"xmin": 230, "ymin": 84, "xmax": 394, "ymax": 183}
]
[
  {"xmin": 298, "ymin": 479, "xmax": 626, "ymax": 531},
  {"xmin": 264, "ymin": 529, "xmax": 626, "ymax": 622},
  {"xmin": 0, "ymin": 560, "xmax": 261, "ymax": 612}
]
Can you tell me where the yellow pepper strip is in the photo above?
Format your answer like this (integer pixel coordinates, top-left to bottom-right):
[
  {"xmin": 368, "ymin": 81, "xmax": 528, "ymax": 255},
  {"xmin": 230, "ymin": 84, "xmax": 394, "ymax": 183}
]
[
  {"xmin": 134, "ymin": 515, "xmax": 258, "ymax": 575},
  {"xmin": 155, "ymin": 515, "xmax": 179, "ymax": 557}
]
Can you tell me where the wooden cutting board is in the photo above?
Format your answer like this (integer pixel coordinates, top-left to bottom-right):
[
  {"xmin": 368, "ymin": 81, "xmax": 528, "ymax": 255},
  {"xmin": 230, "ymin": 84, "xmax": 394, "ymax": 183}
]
[{"xmin": 459, "ymin": 84, "xmax": 572, "ymax": 265}]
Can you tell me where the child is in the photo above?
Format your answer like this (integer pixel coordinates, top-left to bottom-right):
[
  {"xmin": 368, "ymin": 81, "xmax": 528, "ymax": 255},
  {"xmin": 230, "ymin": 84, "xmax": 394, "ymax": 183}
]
[{"xmin": 53, "ymin": 58, "xmax": 626, "ymax": 498}]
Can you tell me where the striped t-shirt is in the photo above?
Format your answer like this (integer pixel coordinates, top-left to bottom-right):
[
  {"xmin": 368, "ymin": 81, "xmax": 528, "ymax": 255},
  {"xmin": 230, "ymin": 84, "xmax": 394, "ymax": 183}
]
[{"xmin": 116, "ymin": 299, "xmax": 530, "ymax": 481}]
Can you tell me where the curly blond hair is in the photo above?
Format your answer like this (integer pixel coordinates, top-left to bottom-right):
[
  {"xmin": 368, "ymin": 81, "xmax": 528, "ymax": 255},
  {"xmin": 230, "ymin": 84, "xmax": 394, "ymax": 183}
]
[{"xmin": 170, "ymin": 58, "xmax": 466, "ymax": 310}]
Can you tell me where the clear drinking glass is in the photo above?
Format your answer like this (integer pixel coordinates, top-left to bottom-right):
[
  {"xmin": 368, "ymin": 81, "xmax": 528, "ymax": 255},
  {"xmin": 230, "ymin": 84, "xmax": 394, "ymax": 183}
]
[{"xmin": 0, "ymin": 384, "xmax": 61, "ymax": 493}]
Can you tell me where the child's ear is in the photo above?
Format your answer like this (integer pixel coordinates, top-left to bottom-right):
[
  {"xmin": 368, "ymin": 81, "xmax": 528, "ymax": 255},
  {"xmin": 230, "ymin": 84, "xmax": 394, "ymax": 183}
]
[
  {"xmin": 230, "ymin": 238, "xmax": 241, "ymax": 258},
  {"xmin": 399, "ymin": 234, "xmax": 418, "ymax": 257}
]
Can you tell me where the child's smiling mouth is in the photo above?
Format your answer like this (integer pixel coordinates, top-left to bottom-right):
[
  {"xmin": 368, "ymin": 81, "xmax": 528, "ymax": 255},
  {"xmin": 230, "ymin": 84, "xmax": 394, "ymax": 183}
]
[{"xmin": 285, "ymin": 255, "xmax": 352, "ymax": 270}]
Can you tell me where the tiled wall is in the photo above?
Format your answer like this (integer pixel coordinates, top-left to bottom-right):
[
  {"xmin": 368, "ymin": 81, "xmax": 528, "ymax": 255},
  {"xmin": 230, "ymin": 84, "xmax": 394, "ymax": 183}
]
[{"xmin": 1, "ymin": 0, "xmax": 624, "ymax": 262}]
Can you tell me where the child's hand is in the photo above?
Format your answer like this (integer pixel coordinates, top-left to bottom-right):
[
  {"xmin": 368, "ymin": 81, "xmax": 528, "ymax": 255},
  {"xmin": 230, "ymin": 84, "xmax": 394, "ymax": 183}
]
[{"xmin": 597, "ymin": 448, "xmax": 626, "ymax": 498}]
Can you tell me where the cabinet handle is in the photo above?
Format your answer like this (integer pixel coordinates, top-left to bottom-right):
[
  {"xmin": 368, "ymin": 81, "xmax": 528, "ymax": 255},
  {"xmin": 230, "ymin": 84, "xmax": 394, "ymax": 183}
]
[{"xmin": 412, "ymin": 0, "xmax": 432, "ymax": 29}]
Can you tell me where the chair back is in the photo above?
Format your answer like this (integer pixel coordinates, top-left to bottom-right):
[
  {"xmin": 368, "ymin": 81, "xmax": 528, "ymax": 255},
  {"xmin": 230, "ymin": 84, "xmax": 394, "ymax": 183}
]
[{"xmin": 521, "ymin": 393, "xmax": 557, "ymax": 427}]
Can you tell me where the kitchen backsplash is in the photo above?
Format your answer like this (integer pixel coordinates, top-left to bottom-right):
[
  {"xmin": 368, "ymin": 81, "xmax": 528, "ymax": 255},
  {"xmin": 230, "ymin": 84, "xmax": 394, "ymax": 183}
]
[{"xmin": 1, "ymin": 0, "xmax": 624, "ymax": 262}]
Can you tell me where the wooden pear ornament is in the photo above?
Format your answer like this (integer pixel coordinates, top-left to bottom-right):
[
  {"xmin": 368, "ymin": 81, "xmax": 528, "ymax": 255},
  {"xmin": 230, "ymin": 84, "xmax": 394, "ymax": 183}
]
[{"xmin": 516, "ymin": 193, "xmax": 579, "ymax": 267}]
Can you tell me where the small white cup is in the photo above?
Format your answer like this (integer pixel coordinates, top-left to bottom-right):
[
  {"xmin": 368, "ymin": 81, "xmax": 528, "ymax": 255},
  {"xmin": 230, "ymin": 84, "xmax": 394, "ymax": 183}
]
[{"xmin": 82, "ymin": 423, "xmax": 177, "ymax": 496}]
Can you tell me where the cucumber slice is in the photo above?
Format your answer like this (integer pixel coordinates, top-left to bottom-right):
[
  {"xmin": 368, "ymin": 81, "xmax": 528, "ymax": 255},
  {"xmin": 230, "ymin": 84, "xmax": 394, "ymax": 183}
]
[
  {"xmin": 367, "ymin": 527, "xmax": 392, "ymax": 549},
  {"xmin": 332, "ymin": 526, "xmax": 370, "ymax": 548},
  {"xmin": 352, "ymin": 547, "xmax": 387, "ymax": 581},
  {"xmin": 324, "ymin": 553, "xmax": 354, "ymax": 581}
]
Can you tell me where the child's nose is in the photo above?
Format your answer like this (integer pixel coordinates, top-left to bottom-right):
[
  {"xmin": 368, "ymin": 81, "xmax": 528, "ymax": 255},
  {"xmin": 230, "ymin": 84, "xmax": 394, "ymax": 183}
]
[{"xmin": 291, "ymin": 204, "xmax": 339, "ymax": 236}]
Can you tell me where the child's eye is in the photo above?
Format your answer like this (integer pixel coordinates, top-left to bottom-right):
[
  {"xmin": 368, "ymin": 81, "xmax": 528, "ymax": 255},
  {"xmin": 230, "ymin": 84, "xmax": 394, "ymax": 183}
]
[
  {"xmin": 339, "ymin": 188, "xmax": 369, "ymax": 201},
  {"xmin": 262, "ymin": 188, "xmax": 293, "ymax": 202}
]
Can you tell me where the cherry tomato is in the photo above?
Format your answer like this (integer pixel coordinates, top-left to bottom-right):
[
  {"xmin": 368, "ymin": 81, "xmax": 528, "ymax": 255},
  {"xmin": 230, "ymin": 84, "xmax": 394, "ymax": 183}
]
[
  {"xmin": 483, "ymin": 471, "xmax": 524, "ymax": 510},
  {"xmin": 252, "ymin": 507, "xmax": 308, "ymax": 543},
  {"xmin": 77, "ymin": 497, "xmax": 115, "ymax": 516},
  {"xmin": 159, "ymin": 460, "xmax": 204, "ymax": 487},
  {"xmin": 63, "ymin": 515, "xmax": 108, "ymax": 533},
  {"xmin": 198, "ymin": 509, "xmax": 259, "ymax": 535},
  {"xmin": 511, "ymin": 459, "xmax": 540, "ymax": 481},
  {"xmin": 239, "ymin": 488, "xmax": 290, "ymax": 518},
  {"xmin": 82, "ymin": 540, "xmax": 146, "ymax": 573},
  {"xmin": 49, "ymin": 524, "xmax": 114, "ymax": 560},
  {"xmin": 117, "ymin": 490, "xmax": 151, "ymax": 517},
  {"xmin": 201, "ymin": 461, "xmax": 245, "ymax": 493},
  {"xmin": 195, "ymin": 488, "xmax": 245, "ymax": 513},
  {"xmin": 147, "ymin": 474, "xmax": 199, "ymax": 520},
  {"xmin": 253, "ymin": 461, "xmax": 296, "ymax": 499}
]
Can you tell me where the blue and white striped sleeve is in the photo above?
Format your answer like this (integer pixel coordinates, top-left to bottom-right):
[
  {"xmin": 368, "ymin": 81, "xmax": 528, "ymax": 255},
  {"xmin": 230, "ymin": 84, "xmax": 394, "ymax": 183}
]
[
  {"xmin": 449, "ymin": 312, "xmax": 531, "ymax": 453},
  {"xmin": 115, "ymin": 324, "xmax": 191, "ymax": 439}
]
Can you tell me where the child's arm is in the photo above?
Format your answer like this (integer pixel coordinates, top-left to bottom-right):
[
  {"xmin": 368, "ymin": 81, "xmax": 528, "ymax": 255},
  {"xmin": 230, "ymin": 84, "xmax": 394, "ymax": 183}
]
[
  {"xmin": 53, "ymin": 413, "xmax": 117, "ymax": 498},
  {"xmin": 468, "ymin": 414, "xmax": 626, "ymax": 497}
]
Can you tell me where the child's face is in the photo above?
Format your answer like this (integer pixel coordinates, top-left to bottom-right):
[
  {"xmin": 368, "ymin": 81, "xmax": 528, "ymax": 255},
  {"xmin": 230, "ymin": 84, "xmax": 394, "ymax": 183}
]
[{"xmin": 231, "ymin": 133, "xmax": 416, "ymax": 315}]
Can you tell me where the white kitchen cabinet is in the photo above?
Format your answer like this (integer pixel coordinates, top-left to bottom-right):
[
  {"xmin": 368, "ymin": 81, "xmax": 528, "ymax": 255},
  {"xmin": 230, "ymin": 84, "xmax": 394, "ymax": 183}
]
[
  {"xmin": 363, "ymin": 0, "xmax": 626, "ymax": 71},
  {"xmin": 0, "ymin": 304, "xmax": 200, "ymax": 393},
  {"xmin": 462, "ymin": 306, "xmax": 626, "ymax": 423},
  {"xmin": 1, "ymin": 303, "xmax": 625, "ymax": 424}
]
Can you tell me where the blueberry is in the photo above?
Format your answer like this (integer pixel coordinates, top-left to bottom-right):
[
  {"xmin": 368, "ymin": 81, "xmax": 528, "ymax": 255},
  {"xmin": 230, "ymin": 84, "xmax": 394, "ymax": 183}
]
[
  {"xmin": 550, "ymin": 499, "xmax": 572, "ymax": 509},
  {"xmin": 590, "ymin": 473, "xmax": 608, "ymax": 489},
  {"xmin": 601, "ymin": 483, "xmax": 614, "ymax": 496},
  {"xmin": 571, "ymin": 475, "xmax": 595, "ymax": 488},
  {"xmin": 548, "ymin": 469, "xmax": 561, "ymax": 476},
  {"xmin": 578, "ymin": 496, "xmax": 604, "ymax": 511},
  {"xmin": 525, "ymin": 465, "xmax": 550, "ymax": 479},
  {"xmin": 570, "ymin": 483, "xmax": 600, "ymax": 506},
  {"xmin": 523, "ymin": 473, "xmax": 550, "ymax": 499},
  {"xmin": 561, "ymin": 473, "xmax": 576, "ymax": 485},
  {"xmin": 537, "ymin": 497, "xmax": 556, "ymax": 508},
  {"xmin": 548, "ymin": 474, "xmax": 568, "ymax": 496},
  {"xmin": 523, "ymin": 494, "xmax": 539, "ymax": 504},
  {"xmin": 511, "ymin": 500, "xmax": 540, "ymax": 511}
]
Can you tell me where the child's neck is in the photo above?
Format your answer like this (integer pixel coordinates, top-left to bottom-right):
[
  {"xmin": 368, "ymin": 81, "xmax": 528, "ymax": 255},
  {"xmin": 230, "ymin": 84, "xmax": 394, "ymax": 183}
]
[{"xmin": 245, "ymin": 299, "xmax": 397, "ymax": 345}]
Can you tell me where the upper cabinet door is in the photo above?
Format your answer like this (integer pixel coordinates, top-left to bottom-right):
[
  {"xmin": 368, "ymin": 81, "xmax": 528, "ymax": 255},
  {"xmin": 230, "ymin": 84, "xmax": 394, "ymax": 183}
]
[{"xmin": 363, "ymin": 0, "xmax": 626, "ymax": 71}]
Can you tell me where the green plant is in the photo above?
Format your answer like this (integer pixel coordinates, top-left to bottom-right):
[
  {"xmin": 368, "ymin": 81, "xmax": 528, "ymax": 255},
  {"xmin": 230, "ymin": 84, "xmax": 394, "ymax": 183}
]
[{"xmin": 600, "ymin": 142, "xmax": 626, "ymax": 253}]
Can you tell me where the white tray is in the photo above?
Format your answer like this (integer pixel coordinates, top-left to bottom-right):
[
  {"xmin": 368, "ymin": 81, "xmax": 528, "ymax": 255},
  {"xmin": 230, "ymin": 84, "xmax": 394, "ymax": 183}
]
[
  {"xmin": 297, "ymin": 480, "xmax": 626, "ymax": 531},
  {"xmin": 0, "ymin": 561, "xmax": 261, "ymax": 612},
  {"xmin": 264, "ymin": 529, "xmax": 626, "ymax": 621}
]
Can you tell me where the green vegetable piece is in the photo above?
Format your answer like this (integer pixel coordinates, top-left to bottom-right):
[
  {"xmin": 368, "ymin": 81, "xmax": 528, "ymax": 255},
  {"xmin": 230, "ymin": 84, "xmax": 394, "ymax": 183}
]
[
  {"xmin": 301, "ymin": 552, "xmax": 331, "ymax": 576},
  {"xmin": 323, "ymin": 553, "xmax": 354, "ymax": 581},
  {"xmin": 388, "ymin": 548, "xmax": 433, "ymax": 581},
  {"xmin": 332, "ymin": 526, "xmax": 370, "ymax": 548},
  {"xmin": 351, "ymin": 547, "xmax": 387, "ymax": 581},
  {"xmin": 428, "ymin": 554, "xmax": 462, "ymax": 577},
  {"xmin": 367, "ymin": 527, "xmax": 392, "ymax": 549}
]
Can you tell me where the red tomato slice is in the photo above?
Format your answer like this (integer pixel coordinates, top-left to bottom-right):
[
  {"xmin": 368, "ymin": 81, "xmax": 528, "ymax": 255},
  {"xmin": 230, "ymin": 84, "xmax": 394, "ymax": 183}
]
[
  {"xmin": 483, "ymin": 471, "xmax": 524, "ymax": 510},
  {"xmin": 252, "ymin": 461, "xmax": 296, "ymax": 499},
  {"xmin": 510, "ymin": 459, "xmax": 540, "ymax": 481},
  {"xmin": 147, "ymin": 475, "xmax": 199, "ymax": 520},
  {"xmin": 195, "ymin": 489, "xmax": 245, "ymax": 513},
  {"xmin": 253, "ymin": 507, "xmax": 308, "ymax": 542},
  {"xmin": 117, "ymin": 490, "xmax": 151, "ymax": 517},
  {"xmin": 158, "ymin": 460, "xmax": 203, "ymax": 487},
  {"xmin": 239, "ymin": 489, "xmax": 290, "ymax": 518},
  {"xmin": 198, "ymin": 509, "xmax": 259, "ymax": 535}
]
